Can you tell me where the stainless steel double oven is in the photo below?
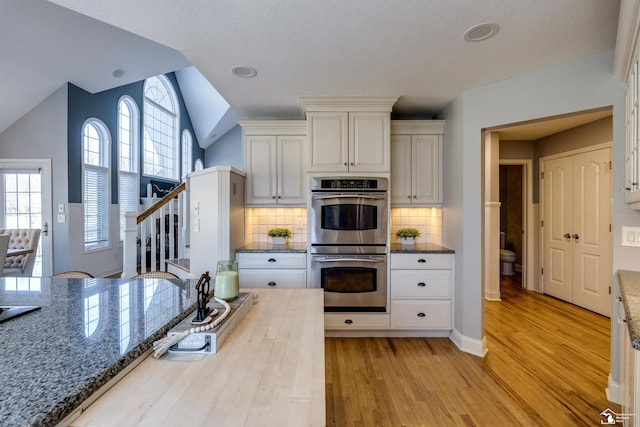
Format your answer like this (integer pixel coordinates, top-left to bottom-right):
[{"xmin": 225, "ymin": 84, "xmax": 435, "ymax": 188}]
[{"xmin": 309, "ymin": 177, "xmax": 388, "ymax": 312}]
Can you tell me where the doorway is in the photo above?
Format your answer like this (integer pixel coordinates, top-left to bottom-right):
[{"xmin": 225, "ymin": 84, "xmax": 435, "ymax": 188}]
[
  {"xmin": 0, "ymin": 159, "xmax": 52, "ymax": 277},
  {"xmin": 499, "ymin": 161, "xmax": 533, "ymax": 290}
]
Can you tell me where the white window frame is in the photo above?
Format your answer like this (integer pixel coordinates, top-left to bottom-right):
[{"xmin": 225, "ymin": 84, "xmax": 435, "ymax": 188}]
[
  {"xmin": 118, "ymin": 96, "xmax": 140, "ymax": 242},
  {"xmin": 143, "ymin": 75, "xmax": 180, "ymax": 182},
  {"xmin": 181, "ymin": 129, "xmax": 193, "ymax": 181},
  {"xmin": 82, "ymin": 119, "xmax": 111, "ymax": 252}
]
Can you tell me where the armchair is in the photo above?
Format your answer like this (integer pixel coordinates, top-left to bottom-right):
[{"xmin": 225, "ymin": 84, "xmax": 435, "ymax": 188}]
[{"xmin": 0, "ymin": 229, "xmax": 41, "ymax": 277}]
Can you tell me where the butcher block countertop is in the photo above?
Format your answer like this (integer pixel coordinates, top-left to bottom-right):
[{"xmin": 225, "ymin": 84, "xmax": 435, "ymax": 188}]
[{"xmin": 70, "ymin": 288, "xmax": 326, "ymax": 427}]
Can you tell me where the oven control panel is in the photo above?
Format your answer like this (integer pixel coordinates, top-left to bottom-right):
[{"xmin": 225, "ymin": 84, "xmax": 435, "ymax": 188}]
[{"xmin": 311, "ymin": 177, "xmax": 388, "ymax": 191}]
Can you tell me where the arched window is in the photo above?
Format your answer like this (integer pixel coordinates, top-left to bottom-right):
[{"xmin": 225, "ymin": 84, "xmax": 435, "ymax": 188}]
[
  {"xmin": 181, "ymin": 129, "xmax": 193, "ymax": 181},
  {"xmin": 82, "ymin": 119, "xmax": 110, "ymax": 251},
  {"xmin": 118, "ymin": 97, "xmax": 139, "ymax": 241},
  {"xmin": 143, "ymin": 75, "xmax": 179, "ymax": 181}
]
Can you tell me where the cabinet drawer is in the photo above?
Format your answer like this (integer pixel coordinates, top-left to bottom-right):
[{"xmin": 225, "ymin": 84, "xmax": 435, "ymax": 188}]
[
  {"xmin": 391, "ymin": 270, "xmax": 451, "ymax": 299},
  {"xmin": 239, "ymin": 269, "xmax": 306, "ymax": 288},
  {"xmin": 391, "ymin": 300, "xmax": 451, "ymax": 330},
  {"xmin": 390, "ymin": 253, "xmax": 451, "ymax": 269},
  {"xmin": 237, "ymin": 253, "xmax": 306, "ymax": 269},
  {"xmin": 325, "ymin": 313, "xmax": 390, "ymax": 330}
]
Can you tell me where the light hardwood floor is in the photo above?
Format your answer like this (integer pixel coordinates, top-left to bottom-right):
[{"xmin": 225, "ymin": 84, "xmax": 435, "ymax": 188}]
[{"xmin": 325, "ymin": 276, "xmax": 619, "ymax": 426}]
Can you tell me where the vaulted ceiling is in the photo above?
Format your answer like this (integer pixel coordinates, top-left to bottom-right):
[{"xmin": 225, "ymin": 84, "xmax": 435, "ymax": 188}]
[{"xmin": 1, "ymin": 0, "xmax": 621, "ymax": 146}]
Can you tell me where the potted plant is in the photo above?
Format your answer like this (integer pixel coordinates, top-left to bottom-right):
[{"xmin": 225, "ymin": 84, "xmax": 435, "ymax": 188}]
[
  {"xmin": 395, "ymin": 227, "xmax": 420, "ymax": 245},
  {"xmin": 268, "ymin": 228, "xmax": 292, "ymax": 245}
]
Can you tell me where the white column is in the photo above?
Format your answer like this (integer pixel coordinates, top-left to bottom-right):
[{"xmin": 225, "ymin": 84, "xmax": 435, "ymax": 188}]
[{"xmin": 121, "ymin": 212, "xmax": 138, "ymax": 279}]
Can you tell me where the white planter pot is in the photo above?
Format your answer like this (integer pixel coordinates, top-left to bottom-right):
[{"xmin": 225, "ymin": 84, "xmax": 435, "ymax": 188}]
[
  {"xmin": 271, "ymin": 236, "xmax": 286, "ymax": 245},
  {"xmin": 400, "ymin": 237, "xmax": 415, "ymax": 245}
]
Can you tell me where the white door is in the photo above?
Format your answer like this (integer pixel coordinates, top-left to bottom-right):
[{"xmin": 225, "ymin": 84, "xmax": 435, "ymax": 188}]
[
  {"xmin": 571, "ymin": 149, "xmax": 612, "ymax": 316},
  {"xmin": 0, "ymin": 159, "xmax": 53, "ymax": 277},
  {"xmin": 543, "ymin": 155, "xmax": 573, "ymax": 302},
  {"xmin": 542, "ymin": 147, "xmax": 612, "ymax": 316}
]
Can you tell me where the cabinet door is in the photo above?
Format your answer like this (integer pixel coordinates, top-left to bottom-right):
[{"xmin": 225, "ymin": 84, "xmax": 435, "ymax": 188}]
[
  {"xmin": 277, "ymin": 135, "xmax": 306, "ymax": 205},
  {"xmin": 307, "ymin": 112, "xmax": 349, "ymax": 172},
  {"xmin": 349, "ymin": 112, "xmax": 390, "ymax": 172},
  {"xmin": 413, "ymin": 135, "xmax": 441, "ymax": 204},
  {"xmin": 245, "ymin": 135, "xmax": 277, "ymax": 205},
  {"xmin": 390, "ymin": 135, "xmax": 412, "ymax": 205}
]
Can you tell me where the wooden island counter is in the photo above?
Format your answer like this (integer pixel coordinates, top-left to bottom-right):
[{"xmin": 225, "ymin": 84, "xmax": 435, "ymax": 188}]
[{"xmin": 70, "ymin": 288, "xmax": 325, "ymax": 427}]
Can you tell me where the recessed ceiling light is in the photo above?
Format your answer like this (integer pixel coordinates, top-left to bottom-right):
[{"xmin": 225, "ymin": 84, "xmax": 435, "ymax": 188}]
[
  {"xmin": 112, "ymin": 69, "xmax": 125, "ymax": 78},
  {"xmin": 464, "ymin": 23, "xmax": 499, "ymax": 42},
  {"xmin": 231, "ymin": 65, "xmax": 257, "ymax": 78}
]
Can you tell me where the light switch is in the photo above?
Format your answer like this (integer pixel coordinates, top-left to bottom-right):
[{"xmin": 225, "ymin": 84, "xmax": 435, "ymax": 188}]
[
  {"xmin": 57, "ymin": 214, "xmax": 66, "ymax": 223},
  {"xmin": 622, "ymin": 226, "xmax": 640, "ymax": 247}
]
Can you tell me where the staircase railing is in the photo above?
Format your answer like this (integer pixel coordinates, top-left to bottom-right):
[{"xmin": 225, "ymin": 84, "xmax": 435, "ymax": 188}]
[{"xmin": 121, "ymin": 182, "xmax": 187, "ymax": 279}]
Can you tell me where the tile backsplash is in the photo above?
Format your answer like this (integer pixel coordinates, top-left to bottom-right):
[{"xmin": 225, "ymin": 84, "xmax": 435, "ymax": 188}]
[
  {"xmin": 390, "ymin": 207, "xmax": 442, "ymax": 245},
  {"xmin": 245, "ymin": 208, "xmax": 307, "ymax": 244},
  {"xmin": 245, "ymin": 207, "xmax": 442, "ymax": 246}
]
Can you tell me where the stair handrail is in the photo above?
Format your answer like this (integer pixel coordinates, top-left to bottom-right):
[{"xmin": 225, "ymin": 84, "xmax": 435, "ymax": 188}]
[
  {"xmin": 137, "ymin": 182, "xmax": 186, "ymax": 224},
  {"xmin": 122, "ymin": 182, "xmax": 187, "ymax": 279}
]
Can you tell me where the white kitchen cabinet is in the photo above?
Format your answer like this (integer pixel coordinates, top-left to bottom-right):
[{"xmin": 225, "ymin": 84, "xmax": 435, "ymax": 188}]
[
  {"xmin": 620, "ymin": 302, "xmax": 640, "ymax": 426},
  {"xmin": 237, "ymin": 252, "xmax": 307, "ymax": 289},
  {"xmin": 307, "ymin": 111, "xmax": 390, "ymax": 173},
  {"xmin": 390, "ymin": 121, "xmax": 444, "ymax": 206},
  {"xmin": 324, "ymin": 313, "xmax": 390, "ymax": 330},
  {"xmin": 240, "ymin": 121, "xmax": 307, "ymax": 206},
  {"xmin": 390, "ymin": 253, "xmax": 453, "ymax": 330}
]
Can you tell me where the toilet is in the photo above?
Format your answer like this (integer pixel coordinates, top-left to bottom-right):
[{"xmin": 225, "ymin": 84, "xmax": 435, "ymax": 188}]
[{"xmin": 500, "ymin": 232, "xmax": 516, "ymax": 276}]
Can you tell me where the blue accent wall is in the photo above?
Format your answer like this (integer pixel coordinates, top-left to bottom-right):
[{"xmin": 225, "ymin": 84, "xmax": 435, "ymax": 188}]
[{"xmin": 67, "ymin": 73, "xmax": 204, "ymax": 204}]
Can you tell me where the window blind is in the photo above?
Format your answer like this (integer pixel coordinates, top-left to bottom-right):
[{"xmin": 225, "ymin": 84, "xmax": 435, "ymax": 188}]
[{"xmin": 84, "ymin": 165, "xmax": 109, "ymax": 250}]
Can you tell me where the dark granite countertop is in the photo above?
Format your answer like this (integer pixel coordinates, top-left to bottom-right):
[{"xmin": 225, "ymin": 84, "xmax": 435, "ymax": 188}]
[
  {"xmin": 618, "ymin": 270, "xmax": 640, "ymax": 351},
  {"xmin": 236, "ymin": 242, "xmax": 308, "ymax": 253},
  {"xmin": 0, "ymin": 276, "xmax": 199, "ymax": 426},
  {"xmin": 390, "ymin": 242, "xmax": 455, "ymax": 253}
]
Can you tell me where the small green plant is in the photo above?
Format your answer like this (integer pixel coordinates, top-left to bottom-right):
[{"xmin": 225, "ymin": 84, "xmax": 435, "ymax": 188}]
[
  {"xmin": 395, "ymin": 227, "xmax": 420, "ymax": 239},
  {"xmin": 268, "ymin": 228, "xmax": 292, "ymax": 238}
]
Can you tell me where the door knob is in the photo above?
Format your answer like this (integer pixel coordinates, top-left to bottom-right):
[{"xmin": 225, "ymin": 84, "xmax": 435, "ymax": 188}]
[
  {"xmin": 573, "ymin": 234, "xmax": 580, "ymax": 241},
  {"xmin": 564, "ymin": 233, "xmax": 571, "ymax": 240}
]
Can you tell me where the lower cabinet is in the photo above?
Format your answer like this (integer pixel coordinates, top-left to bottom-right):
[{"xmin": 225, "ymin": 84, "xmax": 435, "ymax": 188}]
[
  {"xmin": 390, "ymin": 253, "xmax": 453, "ymax": 330},
  {"xmin": 325, "ymin": 313, "xmax": 390, "ymax": 330},
  {"xmin": 621, "ymin": 303, "xmax": 640, "ymax": 426},
  {"xmin": 237, "ymin": 252, "xmax": 307, "ymax": 289}
]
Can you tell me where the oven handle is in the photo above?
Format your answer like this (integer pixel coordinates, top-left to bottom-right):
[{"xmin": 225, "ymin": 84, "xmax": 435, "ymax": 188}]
[
  {"xmin": 312, "ymin": 194, "xmax": 386, "ymax": 200},
  {"xmin": 312, "ymin": 257, "xmax": 385, "ymax": 263}
]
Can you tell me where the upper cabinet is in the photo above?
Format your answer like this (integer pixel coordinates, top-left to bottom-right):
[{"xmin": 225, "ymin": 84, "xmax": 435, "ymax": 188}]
[
  {"xmin": 240, "ymin": 121, "xmax": 307, "ymax": 206},
  {"xmin": 301, "ymin": 97, "xmax": 397, "ymax": 173},
  {"xmin": 620, "ymin": 4, "xmax": 640, "ymax": 209},
  {"xmin": 390, "ymin": 121, "xmax": 444, "ymax": 206}
]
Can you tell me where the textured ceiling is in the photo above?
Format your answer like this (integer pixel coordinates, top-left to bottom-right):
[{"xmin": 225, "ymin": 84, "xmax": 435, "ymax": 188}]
[{"xmin": 0, "ymin": 0, "xmax": 621, "ymax": 141}]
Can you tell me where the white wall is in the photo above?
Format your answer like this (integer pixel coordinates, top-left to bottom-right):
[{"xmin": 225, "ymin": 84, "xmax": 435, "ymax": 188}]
[
  {"xmin": 440, "ymin": 50, "xmax": 631, "ymax": 370},
  {"xmin": 0, "ymin": 84, "xmax": 70, "ymax": 273},
  {"xmin": 204, "ymin": 125, "xmax": 243, "ymax": 170}
]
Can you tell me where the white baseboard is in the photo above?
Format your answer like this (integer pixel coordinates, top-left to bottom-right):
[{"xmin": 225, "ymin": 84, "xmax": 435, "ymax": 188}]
[
  {"xmin": 449, "ymin": 328, "xmax": 488, "ymax": 357},
  {"xmin": 607, "ymin": 373, "xmax": 622, "ymax": 405}
]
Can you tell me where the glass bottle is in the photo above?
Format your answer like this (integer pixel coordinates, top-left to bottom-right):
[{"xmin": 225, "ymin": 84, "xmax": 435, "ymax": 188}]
[{"xmin": 214, "ymin": 260, "xmax": 239, "ymax": 301}]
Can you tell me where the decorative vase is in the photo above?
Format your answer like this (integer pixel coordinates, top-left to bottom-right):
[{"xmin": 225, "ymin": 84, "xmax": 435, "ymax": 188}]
[
  {"xmin": 215, "ymin": 260, "xmax": 239, "ymax": 301},
  {"xmin": 272, "ymin": 236, "xmax": 286, "ymax": 245},
  {"xmin": 401, "ymin": 237, "xmax": 415, "ymax": 246}
]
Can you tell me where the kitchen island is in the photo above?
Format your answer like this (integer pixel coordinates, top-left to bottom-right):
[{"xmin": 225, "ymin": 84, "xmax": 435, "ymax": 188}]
[
  {"xmin": 0, "ymin": 277, "xmax": 325, "ymax": 426},
  {"xmin": 71, "ymin": 287, "xmax": 325, "ymax": 426}
]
